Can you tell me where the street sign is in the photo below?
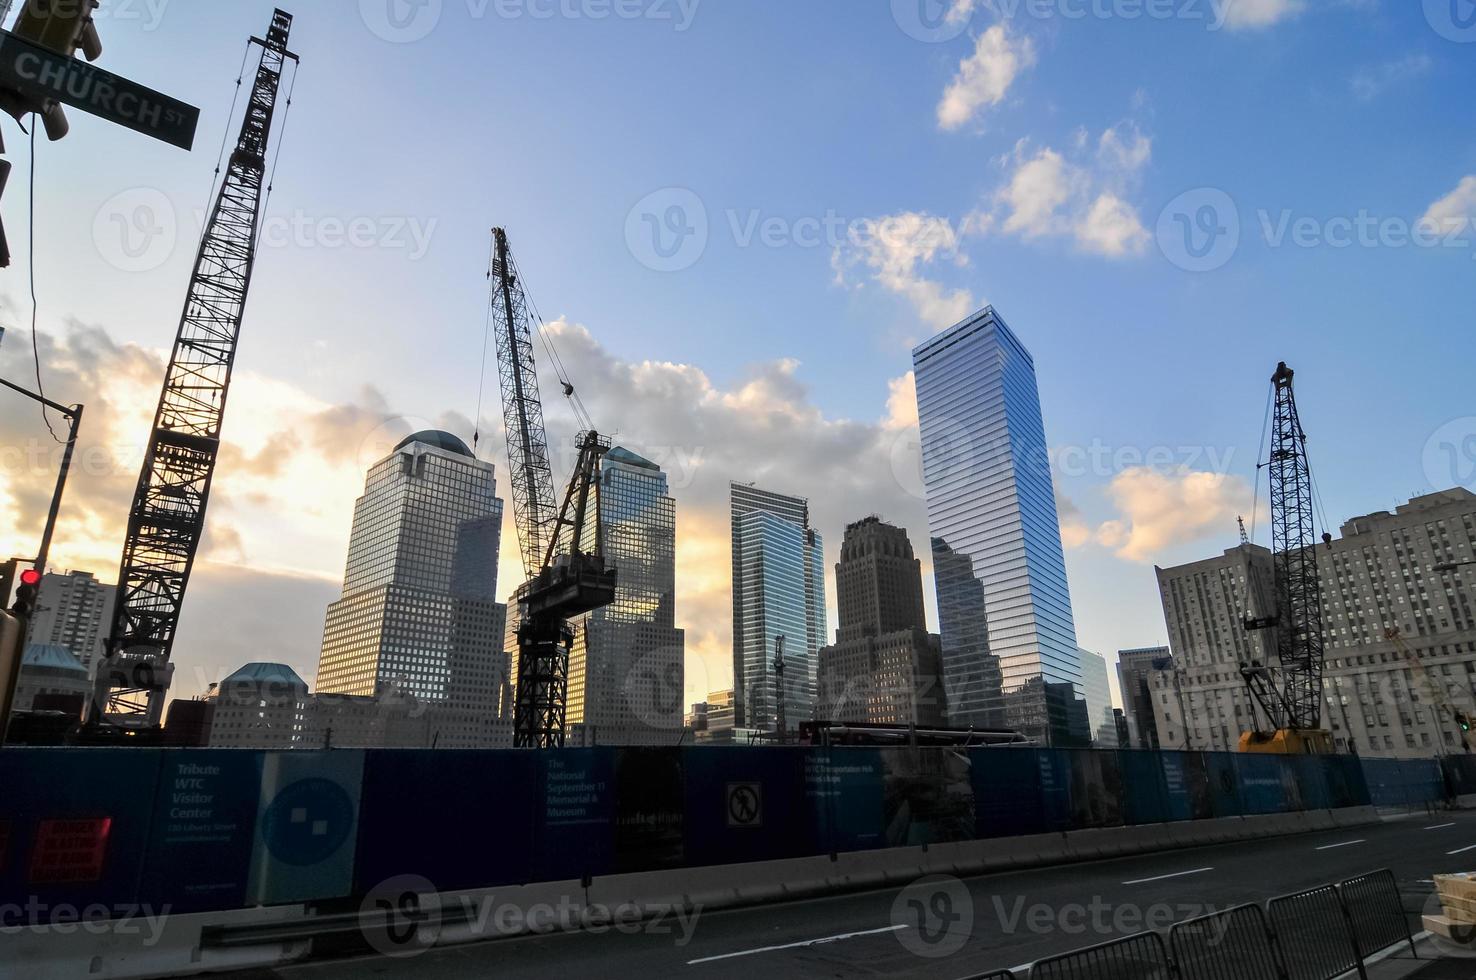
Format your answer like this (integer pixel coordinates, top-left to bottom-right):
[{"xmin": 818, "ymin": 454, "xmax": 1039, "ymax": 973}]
[
  {"xmin": 726, "ymin": 782, "xmax": 762, "ymax": 828},
  {"xmin": 0, "ymin": 30, "xmax": 198, "ymax": 149}
]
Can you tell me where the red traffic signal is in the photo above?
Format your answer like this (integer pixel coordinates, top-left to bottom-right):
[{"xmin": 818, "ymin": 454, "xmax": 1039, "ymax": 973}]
[{"xmin": 18, "ymin": 569, "xmax": 40, "ymax": 587}]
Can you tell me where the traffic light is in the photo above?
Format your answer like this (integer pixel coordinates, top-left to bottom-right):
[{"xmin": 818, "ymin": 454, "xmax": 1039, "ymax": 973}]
[
  {"xmin": 0, "ymin": 0, "xmax": 105, "ymax": 141},
  {"xmin": 12, "ymin": 566, "xmax": 40, "ymax": 618},
  {"xmin": 1458, "ymin": 711, "xmax": 1472, "ymax": 734}
]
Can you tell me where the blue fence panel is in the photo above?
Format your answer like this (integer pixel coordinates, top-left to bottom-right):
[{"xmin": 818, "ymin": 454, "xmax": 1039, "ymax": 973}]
[
  {"xmin": 1362, "ymin": 756, "xmax": 1443, "ymax": 807},
  {"xmin": 354, "ymin": 750, "xmax": 535, "ymax": 893},
  {"xmin": 137, "ymin": 749, "xmax": 260, "ymax": 914},
  {"xmin": 1038, "ymin": 749, "xmax": 1074, "ymax": 831},
  {"xmin": 1205, "ymin": 751, "xmax": 1244, "ymax": 817},
  {"xmin": 1121, "ymin": 750, "xmax": 1171, "ymax": 824},
  {"xmin": 807, "ymin": 746, "xmax": 885, "ymax": 853},
  {"xmin": 1235, "ymin": 754, "xmax": 1288, "ymax": 814},
  {"xmin": 972, "ymin": 747, "xmax": 1044, "ymax": 838},
  {"xmin": 1067, "ymin": 749, "xmax": 1124, "ymax": 829},
  {"xmin": 682, "ymin": 746, "xmax": 812, "ymax": 866},
  {"xmin": 0, "ymin": 748, "xmax": 163, "ymax": 923},
  {"xmin": 536, "ymin": 748, "xmax": 616, "ymax": 882}
]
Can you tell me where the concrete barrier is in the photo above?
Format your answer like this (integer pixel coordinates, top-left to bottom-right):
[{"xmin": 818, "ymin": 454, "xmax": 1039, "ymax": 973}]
[{"xmin": 0, "ymin": 805, "xmax": 1386, "ymax": 980}]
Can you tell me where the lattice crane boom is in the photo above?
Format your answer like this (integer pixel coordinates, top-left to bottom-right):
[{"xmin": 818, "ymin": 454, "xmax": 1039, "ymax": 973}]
[
  {"xmin": 88, "ymin": 10, "xmax": 297, "ymax": 729},
  {"xmin": 486, "ymin": 229, "xmax": 616, "ymax": 749}
]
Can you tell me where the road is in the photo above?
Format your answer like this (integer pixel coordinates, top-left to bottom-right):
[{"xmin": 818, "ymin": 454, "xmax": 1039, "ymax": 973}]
[{"xmin": 253, "ymin": 811, "xmax": 1473, "ymax": 980}]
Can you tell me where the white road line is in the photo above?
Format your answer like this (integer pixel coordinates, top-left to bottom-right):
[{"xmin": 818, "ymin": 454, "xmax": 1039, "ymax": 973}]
[
  {"xmin": 1425, "ymin": 822, "xmax": 1457, "ymax": 830},
  {"xmin": 1315, "ymin": 840, "xmax": 1365, "ymax": 851},
  {"xmin": 687, "ymin": 924, "xmax": 907, "ymax": 965},
  {"xmin": 1122, "ymin": 867, "xmax": 1213, "ymax": 886},
  {"xmin": 1447, "ymin": 844, "xmax": 1476, "ymax": 856}
]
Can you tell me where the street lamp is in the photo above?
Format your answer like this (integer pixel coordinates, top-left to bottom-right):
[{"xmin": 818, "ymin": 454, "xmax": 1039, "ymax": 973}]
[{"xmin": 1435, "ymin": 561, "xmax": 1476, "ymax": 574}]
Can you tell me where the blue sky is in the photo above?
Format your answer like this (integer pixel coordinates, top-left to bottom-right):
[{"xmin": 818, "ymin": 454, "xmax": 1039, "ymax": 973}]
[{"xmin": 3, "ymin": 0, "xmax": 1475, "ymax": 704}]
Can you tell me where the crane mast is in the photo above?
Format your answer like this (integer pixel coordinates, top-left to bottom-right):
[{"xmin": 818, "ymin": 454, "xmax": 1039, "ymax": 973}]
[
  {"xmin": 487, "ymin": 229, "xmax": 616, "ymax": 748},
  {"xmin": 88, "ymin": 10, "xmax": 298, "ymax": 730},
  {"xmin": 1240, "ymin": 362, "xmax": 1333, "ymax": 753}
]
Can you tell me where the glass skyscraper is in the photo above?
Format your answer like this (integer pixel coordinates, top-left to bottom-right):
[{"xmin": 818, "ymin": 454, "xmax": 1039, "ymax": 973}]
[
  {"xmin": 913, "ymin": 307, "xmax": 1081, "ymax": 741},
  {"xmin": 566, "ymin": 447, "xmax": 685, "ymax": 745},
  {"xmin": 316, "ymin": 430, "xmax": 508, "ymax": 748},
  {"xmin": 730, "ymin": 482, "xmax": 826, "ymax": 733}
]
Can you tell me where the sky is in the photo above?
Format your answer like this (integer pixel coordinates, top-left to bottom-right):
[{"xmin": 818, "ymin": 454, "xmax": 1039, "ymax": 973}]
[{"xmin": 1, "ymin": 0, "xmax": 1474, "ymax": 712}]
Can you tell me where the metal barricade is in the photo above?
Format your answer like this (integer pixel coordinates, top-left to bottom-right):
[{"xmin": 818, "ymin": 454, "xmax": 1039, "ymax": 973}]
[
  {"xmin": 1337, "ymin": 869, "xmax": 1416, "ymax": 961},
  {"xmin": 1266, "ymin": 885, "xmax": 1365, "ymax": 980},
  {"xmin": 966, "ymin": 972, "xmax": 1018, "ymax": 980},
  {"xmin": 1168, "ymin": 903, "xmax": 1286, "ymax": 980},
  {"xmin": 1029, "ymin": 931, "xmax": 1175, "ymax": 979}
]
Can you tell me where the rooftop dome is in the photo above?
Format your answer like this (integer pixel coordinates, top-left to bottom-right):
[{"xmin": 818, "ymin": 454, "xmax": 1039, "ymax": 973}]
[
  {"xmin": 393, "ymin": 430, "xmax": 473, "ymax": 458},
  {"xmin": 22, "ymin": 644, "xmax": 87, "ymax": 675},
  {"xmin": 220, "ymin": 662, "xmax": 308, "ymax": 691}
]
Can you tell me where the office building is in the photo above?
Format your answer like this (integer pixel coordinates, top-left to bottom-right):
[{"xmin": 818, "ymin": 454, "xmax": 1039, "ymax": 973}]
[
  {"xmin": 1117, "ymin": 646, "xmax": 1170, "ymax": 748},
  {"xmin": 694, "ymin": 688, "xmax": 738, "ymax": 743},
  {"xmin": 10, "ymin": 644, "xmax": 91, "ymax": 714},
  {"xmin": 912, "ymin": 306, "xmax": 1081, "ymax": 741},
  {"xmin": 1077, "ymin": 648, "xmax": 1117, "ymax": 747},
  {"xmin": 730, "ymin": 482, "xmax": 826, "ymax": 733},
  {"xmin": 817, "ymin": 517, "xmax": 945, "ymax": 726},
  {"xmin": 315, "ymin": 430, "xmax": 510, "ymax": 748},
  {"xmin": 565, "ymin": 447, "xmax": 685, "ymax": 746},
  {"xmin": 1151, "ymin": 488, "xmax": 1476, "ymax": 758},
  {"xmin": 26, "ymin": 570, "xmax": 115, "ymax": 670}
]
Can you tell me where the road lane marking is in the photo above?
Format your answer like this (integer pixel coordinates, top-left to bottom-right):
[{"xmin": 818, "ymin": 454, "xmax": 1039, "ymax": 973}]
[
  {"xmin": 1314, "ymin": 840, "xmax": 1365, "ymax": 850},
  {"xmin": 687, "ymin": 924, "xmax": 907, "ymax": 964},
  {"xmin": 1122, "ymin": 867, "xmax": 1213, "ymax": 886},
  {"xmin": 1426, "ymin": 823, "xmax": 1457, "ymax": 830},
  {"xmin": 1447, "ymin": 844, "xmax": 1476, "ymax": 856}
]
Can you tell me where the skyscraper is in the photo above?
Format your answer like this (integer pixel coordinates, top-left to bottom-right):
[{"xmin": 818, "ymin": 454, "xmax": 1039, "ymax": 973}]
[
  {"xmin": 1117, "ymin": 646, "xmax": 1170, "ymax": 748},
  {"xmin": 1077, "ymin": 647, "xmax": 1117, "ymax": 747},
  {"xmin": 316, "ymin": 430, "xmax": 508, "ymax": 748},
  {"xmin": 27, "ymin": 570, "xmax": 116, "ymax": 671},
  {"xmin": 566, "ymin": 447, "xmax": 685, "ymax": 746},
  {"xmin": 913, "ymin": 306, "xmax": 1081, "ymax": 743},
  {"xmin": 730, "ymin": 482, "xmax": 826, "ymax": 733},
  {"xmin": 817, "ymin": 517, "xmax": 945, "ymax": 726}
]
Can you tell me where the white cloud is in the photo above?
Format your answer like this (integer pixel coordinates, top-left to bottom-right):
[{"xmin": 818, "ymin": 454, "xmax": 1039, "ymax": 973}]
[
  {"xmin": 1421, "ymin": 176, "xmax": 1476, "ymax": 237},
  {"xmin": 974, "ymin": 124, "xmax": 1153, "ymax": 258},
  {"xmin": 1217, "ymin": 0, "xmax": 1305, "ymax": 31},
  {"xmin": 1062, "ymin": 466, "xmax": 1253, "ymax": 563},
  {"xmin": 833, "ymin": 211, "xmax": 977, "ymax": 330},
  {"xmin": 937, "ymin": 25, "xmax": 1036, "ymax": 132},
  {"xmin": 1350, "ymin": 54, "xmax": 1432, "ymax": 101}
]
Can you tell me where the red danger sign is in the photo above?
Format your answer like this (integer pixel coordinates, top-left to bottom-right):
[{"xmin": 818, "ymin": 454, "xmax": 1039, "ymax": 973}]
[{"xmin": 29, "ymin": 817, "xmax": 112, "ymax": 884}]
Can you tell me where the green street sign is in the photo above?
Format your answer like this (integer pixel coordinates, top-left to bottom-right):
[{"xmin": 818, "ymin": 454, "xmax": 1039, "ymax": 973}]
[{"xmin": 0, "ymin": 30, "xmax": 199, "ymax": 150}]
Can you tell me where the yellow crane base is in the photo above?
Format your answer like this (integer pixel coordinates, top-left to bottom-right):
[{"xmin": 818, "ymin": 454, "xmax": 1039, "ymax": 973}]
[{"xmin": 1238, "ymin": 728, "xmax": 1335, "ymax": 755}]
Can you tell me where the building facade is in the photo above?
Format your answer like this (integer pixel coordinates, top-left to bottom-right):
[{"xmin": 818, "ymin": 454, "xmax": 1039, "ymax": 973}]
[
  {"xmin": 817, "ymin": 518, "xmax": 946, "ymax": 726},
  {"xmin": 912, "ymin": 306, "xmax": 1081, "ymax": 741},
  {"xmin": 27, "ymin": 570, "xmax": 115, "ymax": 670},
  {"xmin": 1116, "ymin": 646, "xmax": 1170, "ymax": 748},
  {"xmin": 11, "ymin": 644, "xmax": 91, "ymax": 714},
  {"xmin": 1077, "ymin": 648, "xmax": 1117, "ymax": 747},
  {"xmin": 730, "ymin": 483, "xmax": 826, "ymax": 733},
  {"xmin": 566, "ymin": 447, "xmax": 685, "ymax": 746},
  {"xmin": 315, "ymin": 430, "xmax": 509, "ymax": 749},
  {"xmin": 1151, "ymin": 489, "xmax": 1476, "ymax": 758},
  {"xmin": 931, "ymin": 536, "xmax": 1005, "ymax": 727}
]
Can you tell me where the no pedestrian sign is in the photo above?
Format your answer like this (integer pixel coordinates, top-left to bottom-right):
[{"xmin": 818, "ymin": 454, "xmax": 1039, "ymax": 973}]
[
  {"xmin": 0, "ymin": 30, "xmax": 199, "ymax": 150},
  {"xmin": 727, "ymin": 782, "xmax": 762, "ymax": 828}
]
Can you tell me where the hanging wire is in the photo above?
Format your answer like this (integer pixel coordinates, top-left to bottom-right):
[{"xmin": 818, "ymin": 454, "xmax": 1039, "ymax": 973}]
[
  {"xmin": 28, "ymin": 120, "xmax": 61, "ymax": 443},
  {"xmin": 472, "ymin": 234, "xmax": 497, "ymax": 457},
  {"xmin": 517, "ymin": 258, "xmax": 594, "ymax": 432},
  {"xmin": 202, "ymin": 41, "xmax": 252, "ymax": 216},
  {"xmin": 253, "ymin": 56, "xmax": 298, "ymax": 256},
  {"xmin": 1249, "ymin": 381, "xmax": 1273, "ymax": 544}
]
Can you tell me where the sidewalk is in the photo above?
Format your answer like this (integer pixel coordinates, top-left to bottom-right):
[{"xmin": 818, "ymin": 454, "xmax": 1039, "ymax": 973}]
[{"xmin": 1366, "ymin": 933, "xmax": 1476, "ymax": 979}]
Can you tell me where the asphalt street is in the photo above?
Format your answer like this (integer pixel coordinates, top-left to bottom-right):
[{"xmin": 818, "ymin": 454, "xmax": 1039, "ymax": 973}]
[{"xmin": 251, "ymin": 810, "xmax": 1476, "ymax": 980}]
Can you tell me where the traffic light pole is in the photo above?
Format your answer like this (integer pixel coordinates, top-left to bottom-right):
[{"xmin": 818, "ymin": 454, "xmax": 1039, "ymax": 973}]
[{"xmin": 0, "ymin": 375, "xmax": 82, "ymax": 579}]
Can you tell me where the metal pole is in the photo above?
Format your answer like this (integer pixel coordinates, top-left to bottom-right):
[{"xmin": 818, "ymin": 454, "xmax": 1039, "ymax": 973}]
[{"xmin": 35, "ymin": 403, "xmax": 82, "ymax": 577}]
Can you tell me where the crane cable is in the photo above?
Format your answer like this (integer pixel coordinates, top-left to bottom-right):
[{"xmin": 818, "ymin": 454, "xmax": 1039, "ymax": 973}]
[
  {"xmin": 472, "ymin": 234, "xmax": 496, "ymax": 457},
  {"xmin": 254, "ymin": 56, "xmax": 298, "ymax": 254},
  {"xmin": 1249, "ymin": 382, "xmax": 1273, "ymax": 545}
]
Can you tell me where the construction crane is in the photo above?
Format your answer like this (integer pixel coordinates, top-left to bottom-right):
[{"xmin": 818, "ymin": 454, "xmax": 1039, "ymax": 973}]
[
  {"xmin": 86, "ymin": 11, "xmax": 298, "ymax": 733},
  {"xmin": 1239, "ymin": 362, "xmax": 1335, "ymax": 754},
  {"xmin": 487, "ymin": 228, "xmax": 616, "ymax": 749}
]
